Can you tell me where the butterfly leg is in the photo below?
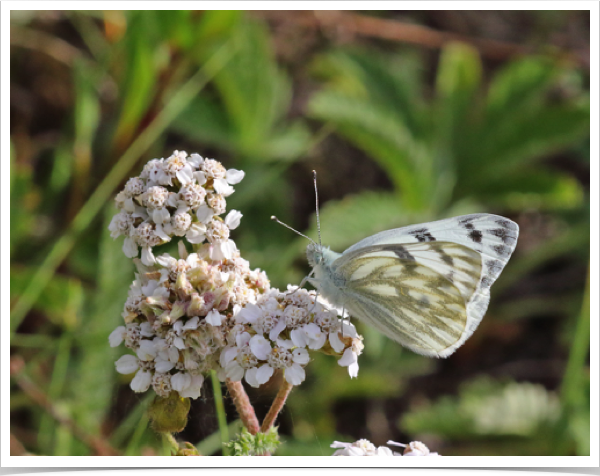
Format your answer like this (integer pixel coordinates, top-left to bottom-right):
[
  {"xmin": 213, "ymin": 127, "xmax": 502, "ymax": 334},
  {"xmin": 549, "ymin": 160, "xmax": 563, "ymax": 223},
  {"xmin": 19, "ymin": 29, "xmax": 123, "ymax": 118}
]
[{"xmin": 285, "ymin": 270, "xmax": 314, "ymax": 297}]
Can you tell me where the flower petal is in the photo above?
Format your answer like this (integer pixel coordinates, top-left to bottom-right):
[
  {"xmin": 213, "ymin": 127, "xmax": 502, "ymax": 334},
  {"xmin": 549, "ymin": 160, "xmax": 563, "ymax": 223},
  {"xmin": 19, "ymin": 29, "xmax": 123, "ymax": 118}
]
[
  {"xmin": 249, "ymin": 335, "xmax": 271, "ymax": 360},
  {"xmin": 226, "ymin": 169, "xmax": 245, "ymax": 184},
  {"xmin": 115, "ymin": 354, "xmax": 139, "ymax": 374},
  {"xmin": 123, "ymin": 237, "xmax": 138, "ymax": 258},
  {"xmin": 109, "ymin": 326, "xmax": 125, "ymax": 347},
  {"xmin": 171, "ymin": 372, "xmax": 192, "ymax": 392},
  {"xmin": 224, "ymin": 210, "xmax": 243, "ymax": 230},
  {"xmin": 284, "ymin": 363, "xmax": 306, "ymax": 386},
  {"xmin": 130, "ymin": 370, "xmax": 152, "ymax": 392},
  {"xmin": 205, "ymin": 309, "xmax": 223, "ymax": 326},
  {"xmin": 256, "ymin": 364, "xmax": 274, "ymax": 385}
]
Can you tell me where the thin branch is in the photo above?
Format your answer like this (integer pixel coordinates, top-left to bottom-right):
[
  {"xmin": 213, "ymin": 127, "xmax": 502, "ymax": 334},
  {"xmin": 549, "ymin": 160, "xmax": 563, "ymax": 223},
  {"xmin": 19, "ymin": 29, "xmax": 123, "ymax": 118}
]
[
  {"xmin": 258, "ymin": 11, "xmax": 588, "ymax": 68},
  {"xmin": 261, "ymin": 379, "xmax": 293, "ymax": 433},
  {"xmin": 225, "ymin": 379, "xmax": 260, "ymax": 435}
]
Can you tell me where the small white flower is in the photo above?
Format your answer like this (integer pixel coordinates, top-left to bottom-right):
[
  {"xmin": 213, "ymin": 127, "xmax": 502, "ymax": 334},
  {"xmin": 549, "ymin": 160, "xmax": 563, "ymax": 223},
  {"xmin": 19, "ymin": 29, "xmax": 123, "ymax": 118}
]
[
  {"xmin": 209, "ymin": 240, "xmax": 237, "ymax": 261},
  {"xmin": 136, "ymin": 339, "xmax": 158, "ymax": 361},
  {"xmin": 109, "ymin": 212, "xmax": 133, "ymax": 238},
  {"xmin": 213, "ymin": 178, "xmax": 235, "ymax": 197},
  {"xmin": 389, "ymin": 440, "xmax": 440, "ymax": 456},
  {"xmin": 123, "ymin": 237, "xmax": 138, "ymax": 258},
  {"xmin": 141, "ymin": 246, "xmax": 156, "ymax": 266},
  {"xmin": 152, "ymin": 207, "xmax": 171, "ymax": 225},
  {"xmin": 170, "ymin": 371, "xmax": 192, "ymax": 393},
  {"xmin": 196, "ymin": 203, "xmax": 215, "ymax": 223},
  {"xmin": 206, "ymin": 309, "xmax": 224, "ymax": 326},
  {"xmin": 226, "ymin": 169, "xmax": 245, "ymax": 184},
  {"xmin": 245, "ymin": 364, "xmax": 274, "ymax": 388},
  {"xmin": 237, "ymin": 303, "xmax": 262, "ymax": 324},
  {"xmin": 188, "ymin": 153, "xmax": 204, "ymax": 168},
  {"xmin": 224, "ymin": 210, "xmax": 243, "ymax": 230},
  {"xmin": 179, "ymin": 374, "xmax": 205, "ymax": 399},
  {"xmin": 115, "ymin": 354, "xmax": 154, "ymax": 393},
  {"xmin": 109, "ymin": 326, "xmax": 126, "ymax": 347},
  {"xmin": 338, "ymin": 348, "xmax": 359, "ymax": 378},
  {"xmin": 186, "ymin": 222, "xmax": 207, "ymax": 244},
  {"xmin": 249, "ymin": 335, "xmax": 272, "ymax": 360},
  {"xmin": 130, "ymin": 370, "xmax": 153, "ymax": 393},
  {"xmin": 115, "ymin": 354, "xmax": 140, "ymax": 374},
  {"xmin": 331, "ymin": 439, "xmax": 397, "ymax": 456}
]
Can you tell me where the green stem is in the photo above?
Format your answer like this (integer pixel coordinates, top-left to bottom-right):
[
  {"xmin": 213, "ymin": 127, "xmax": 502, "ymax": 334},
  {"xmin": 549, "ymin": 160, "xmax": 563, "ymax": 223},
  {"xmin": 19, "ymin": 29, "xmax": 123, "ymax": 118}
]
[
  {"xmin": 551, "ymin": 264, "xmax": 590, "ymax": 455},
  {"xmin": 210, "ymin": 370, "xmax": 230, "ymax": 455},
  {"xmin": 10, "ymin": 40, "xmax": 237, "ymax": 332},
  {"xmin": 162, "ymin": 432, "xmax": 180, "ymax": 455}
]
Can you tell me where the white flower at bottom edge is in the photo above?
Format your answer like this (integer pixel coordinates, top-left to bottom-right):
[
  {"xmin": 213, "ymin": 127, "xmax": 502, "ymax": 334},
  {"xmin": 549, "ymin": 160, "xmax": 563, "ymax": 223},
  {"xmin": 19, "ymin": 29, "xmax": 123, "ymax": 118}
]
[
  {"xmin": 331, "ymin": 439, "xmax": 395, "ymax": 456},
  {"xmin": 387, "ymin": 440, "xmax": 440, "ymax": 456}
]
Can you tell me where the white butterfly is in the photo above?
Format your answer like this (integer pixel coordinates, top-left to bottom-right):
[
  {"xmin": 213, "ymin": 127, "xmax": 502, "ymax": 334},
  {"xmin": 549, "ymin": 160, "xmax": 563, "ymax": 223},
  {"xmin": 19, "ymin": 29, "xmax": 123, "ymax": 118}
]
[{"xmin": 273, "ymin": 175, "xmax": 519, "ymax": 358}]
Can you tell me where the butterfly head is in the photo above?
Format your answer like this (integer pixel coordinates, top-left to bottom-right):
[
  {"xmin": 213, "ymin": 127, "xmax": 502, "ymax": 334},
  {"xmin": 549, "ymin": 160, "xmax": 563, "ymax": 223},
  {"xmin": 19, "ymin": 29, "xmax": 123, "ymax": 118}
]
[{"xmin": 306, "ymin": 242, "xmax": 325, "ymax": 267}]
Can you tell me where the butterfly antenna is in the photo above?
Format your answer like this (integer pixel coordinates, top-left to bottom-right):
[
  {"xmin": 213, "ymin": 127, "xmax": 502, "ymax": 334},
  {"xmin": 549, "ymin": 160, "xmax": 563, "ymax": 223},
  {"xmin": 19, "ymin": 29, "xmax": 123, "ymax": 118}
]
[
  {"xmin": 313, "ymin": 170, "xmax": 322, "ymax": 247},
  {"xmin": 271, "ymin": 216, "xmax": 315, "ymax": 244}
]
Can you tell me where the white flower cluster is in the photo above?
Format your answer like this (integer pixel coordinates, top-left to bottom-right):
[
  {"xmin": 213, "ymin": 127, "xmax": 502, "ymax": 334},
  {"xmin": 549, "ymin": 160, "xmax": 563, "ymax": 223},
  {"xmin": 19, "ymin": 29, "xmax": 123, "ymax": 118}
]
[
  {"xmin": 109, "ymin": 152, "xmax": 364, "ymax": 400},
  {"xmin": 110, "ymin": 242, "xmax": 270, "ymax": 399},
  {"xmin": 222, "ymin": 286, "xmax": 364, "ymax": 387},
  {"xmin": 331, "ymin": 439, "xmax": 440, "ymax": 457},
  {"xmin": 108, "ymin": 150, "xmax": 244, "ymax": 265}
]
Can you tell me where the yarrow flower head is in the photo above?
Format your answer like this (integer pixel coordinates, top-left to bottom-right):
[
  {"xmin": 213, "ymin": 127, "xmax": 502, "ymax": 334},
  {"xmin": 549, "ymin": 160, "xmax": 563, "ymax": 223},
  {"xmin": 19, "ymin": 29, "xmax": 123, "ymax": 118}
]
[
  {"xmin": 222, "ymin": 286, "xmax": 364, "ymax": 388},
  {"xmin": 331, "ymin": 439, "xmax": 440, "ymax": 456},
  {"xmin": 108, "ymin": 150, "xmax": 245, "ymax": 266},
  {"xmin": 109, "ymin": 151, "xmax": 364, "ymax": 402}
]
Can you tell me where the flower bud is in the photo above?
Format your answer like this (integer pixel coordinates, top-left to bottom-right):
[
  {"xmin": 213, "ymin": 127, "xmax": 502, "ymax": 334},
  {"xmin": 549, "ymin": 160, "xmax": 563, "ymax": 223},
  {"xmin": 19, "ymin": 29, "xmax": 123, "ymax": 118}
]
[{"xmin": 147, "ymin": 392, "xmax": 191, "ymax": 434}]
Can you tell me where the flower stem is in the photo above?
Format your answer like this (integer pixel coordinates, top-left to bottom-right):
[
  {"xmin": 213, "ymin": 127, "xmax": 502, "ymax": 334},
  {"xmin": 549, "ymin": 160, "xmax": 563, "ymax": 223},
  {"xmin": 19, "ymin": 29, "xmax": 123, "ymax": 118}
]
[
  {"xmin": 162, "ymin": 432, "xmax": 180, "ymax": 455},
  {"xmin": 210, "ymin": 370, "xmax": 230, "ymax": 455},
  {"xmin": 225, "ymin": 379, "xmax": 260, "ymax": 435},
  {"xmin": 261, "ymin": 379, "xmax": 293, "ymax": 433}
]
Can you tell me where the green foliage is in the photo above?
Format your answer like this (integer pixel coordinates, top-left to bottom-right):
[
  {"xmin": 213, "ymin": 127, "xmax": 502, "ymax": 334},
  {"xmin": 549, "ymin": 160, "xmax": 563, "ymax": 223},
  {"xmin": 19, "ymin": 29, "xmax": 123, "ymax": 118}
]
[
  {"xmin": 308, "ymin": 43, "xmax": 588, "ymax": 215},
  {"xmin": 9, "ymin": 10, "xmax": 590, "ymax": 457},
  {"xmin": 225, "ymin": 426, "xmax": 281, "ymax": 456},
  {"xmin": 402, "ymin": 378, "xmax": 560, "ymax": 440}
]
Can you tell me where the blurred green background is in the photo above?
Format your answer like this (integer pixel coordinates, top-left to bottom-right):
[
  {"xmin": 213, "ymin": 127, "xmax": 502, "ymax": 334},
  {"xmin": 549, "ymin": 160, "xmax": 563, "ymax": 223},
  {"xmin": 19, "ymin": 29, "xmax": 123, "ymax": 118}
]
[{"xmin": 9, "ymin": 10, "xmax": 590, "ymax": 456}]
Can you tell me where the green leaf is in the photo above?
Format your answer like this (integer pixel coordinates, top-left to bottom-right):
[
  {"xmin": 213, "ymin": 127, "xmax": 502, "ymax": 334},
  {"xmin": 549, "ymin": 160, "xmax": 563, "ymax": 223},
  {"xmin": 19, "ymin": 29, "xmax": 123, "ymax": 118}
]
[
  {"xmin": 174, "ymin": 17, "xmax": 310, "ymax": 163},
  {"xmin": 225, "ymin": 426, "xmax": 281, "ymax": 456},
  {"xmin": 465, "ymin": 168, "xmax": 584, "ymax": 211},
  {"xmin": 486, "ymin": 56, "xmax": 558, "ymax": 120},
  {"xmin": 113, "ymin": 12, "xmax": 161, "ymax": 145}
]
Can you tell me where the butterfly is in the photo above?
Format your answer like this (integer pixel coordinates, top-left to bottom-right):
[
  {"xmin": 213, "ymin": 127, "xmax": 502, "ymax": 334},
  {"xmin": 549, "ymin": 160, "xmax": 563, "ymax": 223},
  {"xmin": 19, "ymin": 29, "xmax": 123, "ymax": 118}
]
[{"xmin": 273, "ymin": 173, "xmax": 519, "ymax": 358}]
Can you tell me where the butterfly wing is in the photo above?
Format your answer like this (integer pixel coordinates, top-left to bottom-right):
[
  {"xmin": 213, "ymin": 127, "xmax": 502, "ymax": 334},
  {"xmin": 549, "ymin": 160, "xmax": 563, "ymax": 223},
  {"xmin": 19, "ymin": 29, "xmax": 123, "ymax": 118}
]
[{"xmin": 332, "ymin": 214, "xmax": 518, "ymax": 357}]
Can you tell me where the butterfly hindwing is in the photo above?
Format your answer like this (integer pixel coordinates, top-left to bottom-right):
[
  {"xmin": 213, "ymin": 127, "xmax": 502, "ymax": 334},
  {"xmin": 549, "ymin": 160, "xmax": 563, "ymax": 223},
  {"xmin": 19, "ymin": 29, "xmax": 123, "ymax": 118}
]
[{"xmin": 334, "ymin": 243, "xmax": 483, "ymax": 357}]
